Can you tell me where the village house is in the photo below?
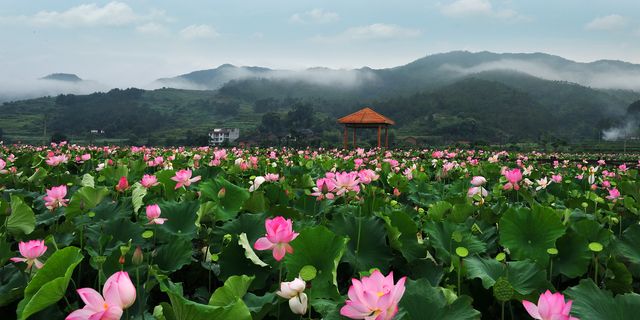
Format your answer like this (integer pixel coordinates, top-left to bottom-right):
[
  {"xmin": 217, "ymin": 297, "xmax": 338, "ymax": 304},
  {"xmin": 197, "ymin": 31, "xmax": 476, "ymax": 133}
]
[{"xmin": 209, "ymin": 128, "xmax": 240, "ymax": 145}]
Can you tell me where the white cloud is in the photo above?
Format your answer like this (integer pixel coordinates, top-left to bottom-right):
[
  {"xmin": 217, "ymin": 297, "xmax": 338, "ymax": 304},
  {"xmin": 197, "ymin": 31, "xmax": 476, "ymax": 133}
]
[
  {"xmin": 585, "ymin": 14, "xmax": 629, "ymax": 31},
  {"xmin": 290, "ymin": 9, "xmax": 339, "ymax": 24},
  {"xmin": 136, "ymin": 22, "xmax": 167, "ymax": 35},
  {"xmin": 0, "ymin": 1, "xmax": 172, "ymax": 33},
  {"xmin": 314, "ymin": 23, "xmax": 421, "ymax": 42},
  {"xmin": 440, "ymin": 0, "xmax": 528, "ymax": 21},
  {"xmin": 441, "ymin": 0, "xmax": 492, "ymax": 16},
  {"xmin": 345, "ymin": 24, "xmax": 421, "ymax": 39},
  {"xmin": 180, "ymin": 24, "xmax": 219, "ymax": 40},
  {"xmin": 2, "ymin": 2, "xmax": 138, "ymax": 27}
]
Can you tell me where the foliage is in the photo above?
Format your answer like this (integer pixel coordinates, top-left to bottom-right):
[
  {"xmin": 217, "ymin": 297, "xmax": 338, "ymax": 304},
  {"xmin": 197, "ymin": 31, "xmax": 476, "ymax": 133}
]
[{"xmin": 0, "ymin": 144, "xmax": 639, "ymax": 319}]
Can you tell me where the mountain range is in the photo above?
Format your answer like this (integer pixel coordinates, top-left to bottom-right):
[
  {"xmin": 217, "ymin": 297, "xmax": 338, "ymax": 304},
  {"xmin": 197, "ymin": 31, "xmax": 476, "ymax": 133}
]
[
  {"xmin": 153, "ymin": 51, "xmax": 640, "ymax": 93},
  {"xmin": 1, "ymin": 51, "xmax": 639, "ymax": 146}
]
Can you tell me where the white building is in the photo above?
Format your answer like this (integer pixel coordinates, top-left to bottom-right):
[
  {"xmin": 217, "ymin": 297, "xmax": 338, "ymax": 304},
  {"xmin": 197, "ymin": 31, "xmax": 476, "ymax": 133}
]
[{"xmin": 209, "ymin": 128, "xmax": 240, "ymax": 145}]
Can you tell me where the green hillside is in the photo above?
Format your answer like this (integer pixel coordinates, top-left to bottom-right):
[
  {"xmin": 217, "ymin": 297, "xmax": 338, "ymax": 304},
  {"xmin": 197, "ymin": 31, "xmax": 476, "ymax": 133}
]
[{"xmin": 2, "ymin": 51, "xmax": 640, "ymax": 146}]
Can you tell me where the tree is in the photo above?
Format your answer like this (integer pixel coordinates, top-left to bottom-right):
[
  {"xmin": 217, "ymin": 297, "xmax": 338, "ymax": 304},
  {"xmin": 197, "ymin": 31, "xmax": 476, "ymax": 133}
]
[
  {"xmin": 628, "ymin": 100, "xmax": 640, "ymax": 115},
  {"xmin": 286, "ymin": 103, "xmax": 314, "ymax": 129},
  {"xmin": 50, "ymin": 132, "xmax": 68, "ymax": 143},
  {"xmin": 214, "ymin": 102, "xmax": 240, "ymax": 117},
  {"xmin": 254, "ymin": 98, "xmax": 278, "ymax": 113},
  {"xmin": 259, "ymin": 112, "xmax": 284, "ymax": 135}
]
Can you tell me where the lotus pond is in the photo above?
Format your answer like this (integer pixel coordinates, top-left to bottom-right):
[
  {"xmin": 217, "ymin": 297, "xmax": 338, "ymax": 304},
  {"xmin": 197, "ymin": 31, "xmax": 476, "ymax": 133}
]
[{"xmin": 1, "ymin": 144, "xmax": 640, "ymax": 319}]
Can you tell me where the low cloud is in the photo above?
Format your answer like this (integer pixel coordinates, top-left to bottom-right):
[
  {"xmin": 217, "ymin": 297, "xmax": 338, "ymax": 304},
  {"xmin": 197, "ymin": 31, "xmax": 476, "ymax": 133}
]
[
  {"xmin": 441, "ymin": 58, "xmax": 640, "ymax": 91},
  {"xmin": 0, "ymin": 78, "xmax": 110, "ymax": 103},
  {"xmin": 290, "ymin": 9, "xmax": 339, "ymax": 24},
  {"xmin": 603, "ymin": 120, "xmax": 638, "ymax": 141},
  {"xmin": 585, "ymin": 14, "xmax": 628, "ymax": 31},
  {"xmin": 180, "ymin": 24, "xmax": 219, "ymax": 40},
  {"xmin": 150, "ymin": 65, "xmax": 379, "ymax": 91},
  {"xmin": 439, "ymin": 0, "xmax": 529, "ymax": 21},
  {"xmin": 313, "ymin": 23, "xmax": 421, "ymax": 42},
  {"xmin": 269, "ymin": 68, "xmax": 379, "ymax": 88}
]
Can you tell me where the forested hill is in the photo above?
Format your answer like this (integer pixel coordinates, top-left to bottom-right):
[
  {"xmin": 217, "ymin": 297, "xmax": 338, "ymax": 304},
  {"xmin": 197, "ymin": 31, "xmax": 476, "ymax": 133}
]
[
  {"xmin": 1, "ymin": 51, "xmax": 640, "ymax": 146},
  {"xmin": 2, "ymin": 76, "xmax": 638, "ymax": 146}
]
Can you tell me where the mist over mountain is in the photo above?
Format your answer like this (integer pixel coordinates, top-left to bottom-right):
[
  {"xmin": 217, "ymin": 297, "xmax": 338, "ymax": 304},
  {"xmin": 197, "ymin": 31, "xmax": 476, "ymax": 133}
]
[
  {"xmin": 2, "ymin": 51, "xmax": 640, "ymax": 146},
  {"xmin": 150, "ymin": 64, "xmax": 379, "ymax": 90},
  {"xmin": 41, "ymin": 73, "xmax": 83, "ymax": 82},
  {"xmin": 152, "ymin": 51, "xmax": 640, "ymax": 93},
  {"xmin": 0, "ymin": 73, "xmax": 109, "ymax": 103}
]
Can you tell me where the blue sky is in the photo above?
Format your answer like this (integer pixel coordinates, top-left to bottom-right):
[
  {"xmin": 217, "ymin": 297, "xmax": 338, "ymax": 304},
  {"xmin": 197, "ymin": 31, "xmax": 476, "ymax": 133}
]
[{"xmin": 1, "ymin": 0, "xmax": 639, "ymax": 87}]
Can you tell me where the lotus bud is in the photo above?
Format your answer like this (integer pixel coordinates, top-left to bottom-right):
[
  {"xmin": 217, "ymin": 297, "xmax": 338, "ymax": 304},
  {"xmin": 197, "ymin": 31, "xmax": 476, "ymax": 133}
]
[{"xmin": 132, "ymin": 246, "xmax": 143, "ymax": 265}]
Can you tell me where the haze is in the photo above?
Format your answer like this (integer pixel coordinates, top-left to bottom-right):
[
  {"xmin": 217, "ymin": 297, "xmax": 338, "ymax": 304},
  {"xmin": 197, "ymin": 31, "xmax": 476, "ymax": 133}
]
[{"xmin": 1, "ymin": 0, "xmax": 639, "ymax": 88}]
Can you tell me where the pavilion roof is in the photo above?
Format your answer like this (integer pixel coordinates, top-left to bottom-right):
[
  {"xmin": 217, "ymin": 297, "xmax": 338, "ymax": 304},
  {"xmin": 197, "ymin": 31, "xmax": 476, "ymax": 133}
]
[{"xmin": 337, "ymin": 107, "xmax": 395, "ymax": 125}]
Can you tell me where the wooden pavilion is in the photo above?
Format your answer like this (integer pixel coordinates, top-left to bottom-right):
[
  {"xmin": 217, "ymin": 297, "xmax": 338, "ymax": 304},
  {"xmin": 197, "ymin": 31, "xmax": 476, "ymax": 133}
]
[{"xmin": 337, "ymin": 107, "xmax": 395, "ymax": 149}]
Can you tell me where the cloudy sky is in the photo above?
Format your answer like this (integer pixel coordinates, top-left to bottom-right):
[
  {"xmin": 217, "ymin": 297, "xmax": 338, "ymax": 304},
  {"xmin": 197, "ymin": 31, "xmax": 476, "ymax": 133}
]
[{"xmin": 1, "ymin": 0, "xmax": 639, "ymax": 87}]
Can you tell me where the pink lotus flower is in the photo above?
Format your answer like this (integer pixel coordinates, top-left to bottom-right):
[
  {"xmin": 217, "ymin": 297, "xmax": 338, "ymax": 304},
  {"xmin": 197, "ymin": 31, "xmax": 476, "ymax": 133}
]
[
  {"xmin": 311, "ymin": 177, "xmax": 336, "ymax": 200},
  {"xmin": 442, "ymin": 162, "xmax": 456, "ymax": 175},
  {"xmin": 46, "ymin": 154, "xmax": 68, "ymax": 166},
  {"xmin": 103, "ymin": 271, "xmax": 136, "ymax": 308},
  {"xmin": 254, "ymin": 216, "xmax": 299, "ymax": 261},
  {"xmin": 606, "ymin": 188, "xmax": 621, "ymax": 201},
  {"xmin": 471, "ymin": 176, "xmax": 487, "ymax": 186},
  {"xmin": 171, "ymin": 169, "xmax": 201, "ymax": 189},
  {"xmin": 265, "ymin": 173, "xmax": 280, "ymax": 182},
  {"xmin": 354, "ymin": 158, "xmax": 364, "ymax": 169},
  {"xmin": 10, "ymin": 239, "xmax": 47, "ymax": 270},
  {"xmin": 522, "ymin": 290, "xmax": 579, "ymax": 320},
  {"xmin": 146, "ymin": 204, "xmax": 167, "ymax": 225},
  {"xmin": 358, "ymin": 169, "xmax": 380, "ymax": 184},
  {"xmin": 140, "ymin": 174, "xmax": 159, "ymax": 188},
  {"xmin": 333, "ymin": 171, "xmax": 361, "ymax": 196},
  {"xmin": 115, "ymin": 176, "xmax": 129, "ymax": 192},
  {"xmin": 403, "ymin": 167, "xmax": 413, "ymax": 180},
  {"xmin": 0, "ymin": 159, "xmax": 8, "ymax": 174},
  {"xmin": 44, "ymin": 185, "xmax": 69, "ymax": 211},
  {"xmin": 503, "ymin": 168, "xmax": 523, "ymax": 191},
  {"xmin": 66, "ymin": 271, "xmax": 136, "ymax": 320},
  {"xmin": 551, "ymin": 174, "xmax": 562, "ymax": 183},
  {"xmin": 148, "ymin": 156, "xmax": 164, "ymax": 167},
  {"xmin": 214, "ymin": 149, "xmax": 227, "ymax": 161},
  {"xmin": 340, "ymin": 270, "xmax": 406, "ymax": 320}
]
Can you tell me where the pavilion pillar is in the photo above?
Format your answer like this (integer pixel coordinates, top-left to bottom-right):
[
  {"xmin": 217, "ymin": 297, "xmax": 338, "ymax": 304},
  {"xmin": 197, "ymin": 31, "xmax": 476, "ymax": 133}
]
[
  {"xmin": 353, "ymin": 127, "xmax": 357, "ymax": 147},
  {"xmin": 343, "ymin": 126, "xmax": 348, "ymax": 149},
  {"xmin": 385, "ymin": 126, "xmax": 389, "ymax": 148},
  {"xmin": 377, "ymin": 125, "xmax": 381, "ymax": 148}
]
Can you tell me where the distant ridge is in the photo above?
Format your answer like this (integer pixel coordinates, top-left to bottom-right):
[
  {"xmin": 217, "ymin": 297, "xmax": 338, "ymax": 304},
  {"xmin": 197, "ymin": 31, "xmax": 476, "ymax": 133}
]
[
  {"xmin": 151, "ymin": 51, "xmax": 640, "ymax": 93},
  {"xmin": 40, "ymin": 73, "xmax": 83, "ymax": 82}
]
